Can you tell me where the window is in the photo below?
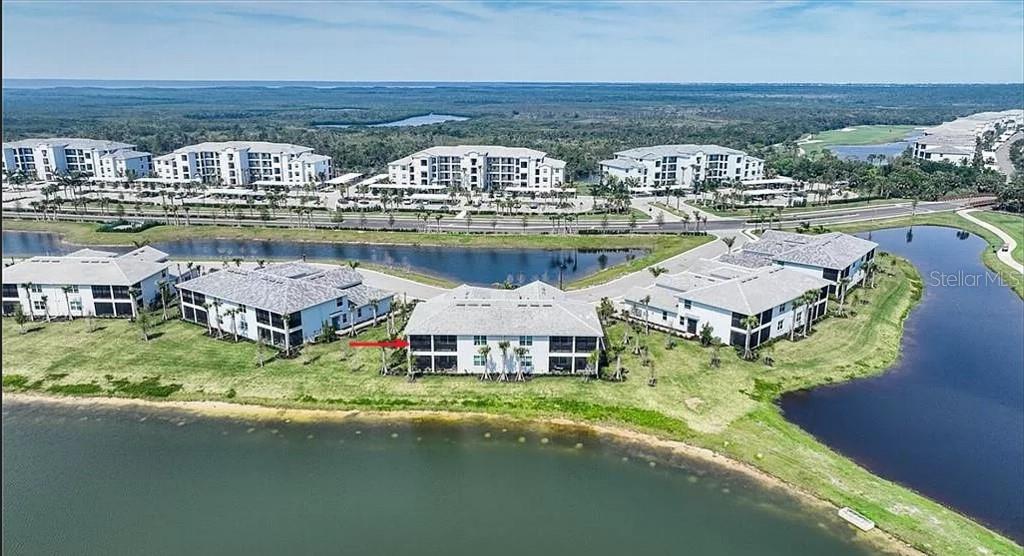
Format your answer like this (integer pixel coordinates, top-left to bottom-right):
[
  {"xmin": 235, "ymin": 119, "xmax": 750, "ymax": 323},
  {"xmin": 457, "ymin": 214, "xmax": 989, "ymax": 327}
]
[
  {"xmin": 112, "ymin": 286, "xmax": 130, "ymax": 299},
  {"xmin": 519, "ymin": 336, "xmax": 532, "ymax": 346},
  {"xmin": 435, "ymin": 356, "xmax": 458, "ymax": 372},
  {"xmin": 2, "ymin": 284, "xmax": 17, "ymax": 298},
  {"xmin": 433, "ymin": 335, "xmax": 457, "ymax": 352},
  {"xmin": 777, "ymin": 320, "xmax": 784, "ymax": 331},
  {"xmin": 522, "ymin": 354, "xmax": 533, "ymax": 369},
  {"xmin": 256, "ymin": 308, "xmax": 270, "ymax": 325},
  {"xmin": 550, "ymin": 336, "xmax": 574, "ymax": 353},
  {"xmin": 181, "ymin": 290, "xmax": 194, "ymax": 304},
  {"xmin": 33, "ymin": 300, "xmax": 46, "ymax": 311},
  {"xmin": 684, "ymin": 300, "xmax": 692, "ymax": 310},
  {"xmin": 575, "ymin": 337, "xmax": 598, "ymax": 352},
  {"xmin": 30, "ymin": 284, "xmax": 43, "ymax": 293},
  {"xmin": 67, "ymin": 285, "xmax": 79, "ymax": 293},
  {"xmin": 409, "ymin": 335, "xmax": 432, "ymax": 351},
  {"xmin": 69, "ymin": 300, "xmax": 82, "ymax": 312},
  {"xmin": 473, "ymin": 354, "xmax": 486, "ymax": 366},
  {"xmin": 473, "ymin": 335, "xmax": 487, "ymax": 346}
]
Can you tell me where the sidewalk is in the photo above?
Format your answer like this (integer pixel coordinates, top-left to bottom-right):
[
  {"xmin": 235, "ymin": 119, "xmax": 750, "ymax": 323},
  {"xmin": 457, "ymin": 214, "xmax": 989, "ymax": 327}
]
[{"xmin": 958, "ymin": 209, "xmax": 1023, "ymax": 273}]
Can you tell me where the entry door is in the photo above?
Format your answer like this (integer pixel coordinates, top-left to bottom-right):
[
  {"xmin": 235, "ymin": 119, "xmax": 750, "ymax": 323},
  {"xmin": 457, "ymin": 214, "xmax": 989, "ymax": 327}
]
[{"xmin": 686, "ymin": 318, "xmax": 698, "ymax": 334}]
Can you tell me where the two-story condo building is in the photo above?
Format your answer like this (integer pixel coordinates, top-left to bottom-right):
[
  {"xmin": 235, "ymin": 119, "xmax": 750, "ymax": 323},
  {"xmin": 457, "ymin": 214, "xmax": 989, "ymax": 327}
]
[
  {"xmin": 387, "ymin": 145, "xmax": 566, "ymax": 194},
  {"xmin": 732, "ymin": 230, "xmax": 878, "ymax": 294},
  {"xmin": 2, "ymin": 246, "xmax": 173, "ymax": 319},
  {"xmin": 174, "ymin": 261, "xmax": 392, "ymax": 349},
  {"xmin": 600, "ymin": 144, "xmax": 764, "ymax": 194},
  {"xmin": 624, "ymin": 259, "xmax": 831, "ymax": 349},
  {"xmin": 2, "ymin": 138, "xmax": 152, "ymax": 181},
  {"xmin": 153, "ymin": 141, "xmax": 331, "ymax": 187},
  {"xmin": 404, "ymin": 281, "xmax": 604, "ymax": 376}
]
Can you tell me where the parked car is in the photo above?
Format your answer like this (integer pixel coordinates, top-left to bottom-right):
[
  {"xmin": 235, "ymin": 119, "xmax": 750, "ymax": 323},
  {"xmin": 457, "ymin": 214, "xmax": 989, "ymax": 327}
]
[{"xmin": 1001, "ymin": 243, "xmax": 1011, "ymax": 253}]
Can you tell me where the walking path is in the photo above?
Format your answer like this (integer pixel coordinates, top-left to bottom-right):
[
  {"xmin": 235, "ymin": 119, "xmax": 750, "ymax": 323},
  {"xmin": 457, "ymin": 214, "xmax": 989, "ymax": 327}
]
[
  {"xmin": 958, "ymin": 209, "xmax": 1024, "ymax": 273},
  {"xmin": 994, "ymin": 131, "xmax": 1022, "ymax": 178}
]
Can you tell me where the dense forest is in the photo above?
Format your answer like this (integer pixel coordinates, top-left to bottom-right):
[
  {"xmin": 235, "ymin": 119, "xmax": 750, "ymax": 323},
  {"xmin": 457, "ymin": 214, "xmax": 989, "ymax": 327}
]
[{"xmin": 3, "ymin": 82, "xmax": 1022, "ymax": 209}]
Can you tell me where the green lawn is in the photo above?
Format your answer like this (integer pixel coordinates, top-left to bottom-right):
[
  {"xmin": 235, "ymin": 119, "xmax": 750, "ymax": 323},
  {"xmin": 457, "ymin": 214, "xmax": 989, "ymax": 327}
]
[
  {"xmin": 3, "ymin": 254, "xmax": 1018, "ymax": 555},
  {"xmin": 824, "ymin": 211, "xmax": 1024, "ymax": 298},
  {"xmin": 2, "ymin": 220, "xmax": 710, "ymax": 290},
  {"xmin": 799, "ymin": 125, "xmax": 920, "ymax": 155},
  {"xmin": 972, "ymin": 210, "xmax": 1024, "ymax": 265}
]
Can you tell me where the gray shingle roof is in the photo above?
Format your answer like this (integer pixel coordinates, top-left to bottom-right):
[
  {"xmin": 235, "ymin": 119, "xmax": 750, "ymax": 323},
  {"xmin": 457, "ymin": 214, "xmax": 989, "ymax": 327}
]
[
  {"xmin": 405, "ymin": 281, "xmax": 603, "ymax": 337},
  {"xmin": 716, "ymin": 251, "xmax": 776, "ymax": 269},
  {"xmin": 744, "ymin": 231, "xmax": 877, "ymax": 270},
  {"xmin": 175, "ymin": 261, "xmax": 390, "ymax": 314},
  {"xmin": 3, "ymin": 248, "xmax": 170, "ymax": 286},
  {"xmin": 679, "ymin": 266, "xmax": 830, "ymax": 316}
]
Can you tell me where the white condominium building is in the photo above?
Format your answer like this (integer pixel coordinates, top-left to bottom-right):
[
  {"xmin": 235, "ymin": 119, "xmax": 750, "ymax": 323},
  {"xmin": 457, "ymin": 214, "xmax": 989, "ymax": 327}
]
[
  {"xmin": 388, "ymin": 145, "xmax": 566, "ymax": 193},
  {"xmin": 2, "ymin": 138, "xmax": 152, "ymax": 181},
  {"xmin": 600, "ymin": 144, "xmax": 764, "ymax": 194},
  {"xmin": 2, "ymin": 246, "xmax": 173, "ymax": 319},
  {"xmin": 912, "ymin": 110, "xmax": 1024, "ymax": 166},
  {"xmin": 404, "ymin": 281, "xmax": 604, "ymax": 376},
  {"xmin": 153, "ymin": 141, "xmax": 331, "ymax": 187}
]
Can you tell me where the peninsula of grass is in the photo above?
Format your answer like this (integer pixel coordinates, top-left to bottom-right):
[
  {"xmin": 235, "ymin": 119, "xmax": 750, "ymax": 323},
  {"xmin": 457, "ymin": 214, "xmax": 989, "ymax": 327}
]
[
  {"xmin": 1, "ymin": 219, "xmax": 710, "ymax": 289},
  {"xmin": 799, "ymin": 125, "xmax": 921, "ymax": 155},
  {"xmin": 697, "ymin": 198, "xmax": 912, "ymax": 219},
  {"xmin": 2, "ymin": 253, "xmax": 1018, "ymax": 555},
  {"xmin": 823, "ymin": 211, "xmax": 1024, "ymax": 298}
]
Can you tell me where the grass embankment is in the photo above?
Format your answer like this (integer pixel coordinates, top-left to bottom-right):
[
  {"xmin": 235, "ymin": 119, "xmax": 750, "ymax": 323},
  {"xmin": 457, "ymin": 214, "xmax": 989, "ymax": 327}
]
[
  {"xmin": 2, "ymin": 254, "xmax": 1018, "ymax": 555},
  {"xmin": 1, "ymin": 220, "xmax": 711, "ymax": 290},
  {"xmin": 972, "ymin": 211, "xmax": 1024, "ymax": 266},
  {"xmin": 697, "ymin": 198, "xmax": 912, "ymax": 219},
  {"xmin": 825, "ymin": 211, "xmax": 1024, "ymax": 298},
  {"xmin": 799, "ymin": 125, "xmax": 920, "ymax": 155}
]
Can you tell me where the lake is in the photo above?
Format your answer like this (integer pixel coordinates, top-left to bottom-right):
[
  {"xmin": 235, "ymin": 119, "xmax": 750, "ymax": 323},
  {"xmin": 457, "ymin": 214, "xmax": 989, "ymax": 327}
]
[
  {"xmin": 828, "ymin": 133, "xmax": 921, "ymax": 162},
  {"xmin": 2, "ymin": 231, "xmax": 644, "ymax": 287},
  {"xmin": 1, "ymin": 400, "xmax": 877, "ymax": 556},
  {"xmin": 781, "ymin": 226, "xmax": 1024, "ymax": 542},
  {"xmin": 316, "ymin": 113, "xmax": 468, "ymax": 128}
]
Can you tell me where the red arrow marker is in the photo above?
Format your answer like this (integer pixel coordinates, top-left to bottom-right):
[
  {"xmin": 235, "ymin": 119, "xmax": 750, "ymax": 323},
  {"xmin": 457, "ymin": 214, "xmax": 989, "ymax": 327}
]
[{"xmin": 349, "ymin": 339, "xmax": 410, "ymax": 349}]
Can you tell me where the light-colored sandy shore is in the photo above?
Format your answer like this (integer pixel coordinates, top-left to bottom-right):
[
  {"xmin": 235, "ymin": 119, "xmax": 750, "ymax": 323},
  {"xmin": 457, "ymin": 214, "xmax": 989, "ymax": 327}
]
[{"xmin": 3, "ymin": 392, "xmax": 922, "ymax": 555}]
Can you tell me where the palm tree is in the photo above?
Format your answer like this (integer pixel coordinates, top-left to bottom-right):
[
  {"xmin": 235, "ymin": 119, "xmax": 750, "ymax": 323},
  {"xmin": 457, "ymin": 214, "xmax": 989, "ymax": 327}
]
[
  {"xmin": 477, "ymin": 344, "xmax": 492, "ymax": 381},
  {"xmin": 202, "ymin": 302, "xmax": 214, "ymax": 335},
  {"xmin": 61, "ymin": 285, "xmax": 76, "ymax": 321},
  {"xmin": 39, "ymin": 294, "xmax": 52, "ymax": 322},
  {"xmin": 369, "ymin": 297, "xmax": 380, "ymax": 326},
  {"xmin": 13, "ymin": 305, "xmax": 29, "ymax": 333},
  {"xmin": 720, "ymin": 236, "xmax": 736, "ymax": 253},
  {"xmin": 211, "ymin": 300, "xmax": 223, "ymax": 338},
  {"xmin": 863, "ymin": 260, "xmax": 878, "ymax": 289},
  {"xmin": 836, "ymin": 276, "xmax": 852, "ymax": 316},
  {"xmin": 136, "ymin": 310, "xmax": 153, "ymax": 341},
  {"xmin": 648, "ymin": 266, "xmax": 667, "ymax": 279},
  {"xmin": 512, "ymin": 346, "xmax": 529, "ymax": 381},
  {"xmin": 597, "ymin": 297, "xmax": 615, "ymax": 326},
  {"xmin": 641, "ymin": 294, "xmax": 652, "ymax": 333},
  {"xmin": 497, "ymin": 340, "xmax": 511, "ymax": 381},
  {"xmin": 157, "ymin": 280, "xmax": 171, "ymax": 321},
  {"xmin": 347, "ymin": 260, "xmax": 360, "ymax": 270},
  {"xmin": 229, "ymin": 308, "xmax": 240, "ymax": 341},
  {"xmin": 741, "ymin": 314, "xmax": 760, "ymax": 360},
  {"xmin": 800, "ymin": 291, "xmax": 818, "ymax": 337},
  {"xmin": 681, "ymin": 212, "xmax": 691, "ymax": 231},
  {"xmin": 21, "ymin": 283, "xmax": 35, "ymax": 321},
  {"xmin": 282, "ymin": 312, "xmax": 292, "ymax": 356},
  {"xmin": 586, "ymin": 349, "xmax": 601, "ymax": 378},
  {"xmin": 128, "ymin": 286, "xmax": 141, "ymax": 318}
]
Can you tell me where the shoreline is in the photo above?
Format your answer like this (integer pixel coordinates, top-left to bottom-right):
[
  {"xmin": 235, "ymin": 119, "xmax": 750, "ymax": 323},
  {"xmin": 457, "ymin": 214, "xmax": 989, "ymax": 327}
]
[{"xmin": 4, "ymin": 391, "xmax": 921, "ymax": 556}]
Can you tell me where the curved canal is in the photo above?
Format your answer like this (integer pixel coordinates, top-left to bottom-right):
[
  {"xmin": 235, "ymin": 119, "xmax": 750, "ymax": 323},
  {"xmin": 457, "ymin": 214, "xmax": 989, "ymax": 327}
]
[
  {"xmin": 1, "ymin": 231, "xmax": 644, "ymax": 287},
  {"xmin": 781, "ymin": 226, "xmax": 1024, "ymax": 542},
  {"xmin": 2, "ymin": 400, "xmax": 878, "ymax": 556}
]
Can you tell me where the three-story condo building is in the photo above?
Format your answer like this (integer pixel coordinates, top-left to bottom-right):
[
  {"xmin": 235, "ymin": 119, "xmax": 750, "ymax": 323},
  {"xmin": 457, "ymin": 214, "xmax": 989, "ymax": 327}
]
[
  {"xmin": 2, "ymin": 246, "xmax": 173, "ymax": 318},
  {"xmin": 600, "ymin": 144, "xmax": 764, "ymax": 194},
  {"xmin": 174, "ymin": 261, "xmax": 392, "ymax": 349},
  {"xmin": 404, "ymin": 281, "xmax": 604, "ymax": 376},
  {"xmin": 153, "ymin": 141, "xmax": 331, "ymax": 187},
  {"xmin": 2, "ymin": 138, "xmax": 152, "ymax": 181},
  {"xmin": 387, "ymin": 145, "xmax": 566, "ymax": 193}
]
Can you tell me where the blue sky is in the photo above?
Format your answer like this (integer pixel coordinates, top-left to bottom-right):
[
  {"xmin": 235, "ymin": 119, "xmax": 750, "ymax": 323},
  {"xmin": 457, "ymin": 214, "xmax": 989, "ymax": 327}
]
[{"xmin": 2, "ymin": 1, "xmax": 1022, "ymax": 83}]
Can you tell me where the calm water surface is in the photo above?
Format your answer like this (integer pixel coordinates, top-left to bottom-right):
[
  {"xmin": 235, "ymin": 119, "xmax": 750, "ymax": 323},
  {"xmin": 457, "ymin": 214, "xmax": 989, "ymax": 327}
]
[
  {"xmin": 2, "ymin": 231, "xmax": 642, "ymax": 286},
  {"xmin": 1, "ymin": 401, "xmax": 876, "ymax": 556},
  {"xmin": 828, "ymin": 132, "xmax": 921, "ymax": 162},
  {"xmin": 316, "ymin": 113, "xmax": 468, "ymax": 128},
  {"xmin": 781, "ymin": 226, "xmax": 1024, "ymax": 541}
]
